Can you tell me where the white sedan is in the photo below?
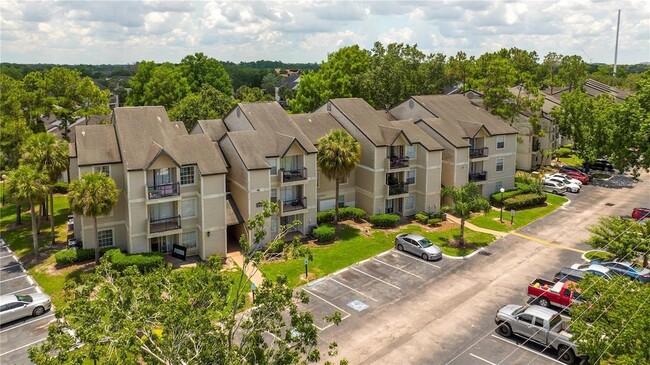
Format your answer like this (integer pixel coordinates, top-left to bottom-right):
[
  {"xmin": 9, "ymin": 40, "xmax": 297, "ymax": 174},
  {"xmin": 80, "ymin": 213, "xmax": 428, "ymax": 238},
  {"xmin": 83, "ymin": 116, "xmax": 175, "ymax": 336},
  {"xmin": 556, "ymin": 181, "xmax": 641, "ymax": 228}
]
[
  {"xmin": 0, "ymin": 293, "xmax": 52, "ymax": 325},
  {"xmin": 544, "ymin": 177, "xmax": 580, "ymax": 193},
  {"xmin": 549, "ymin": 173, "xmax": 583, "ymax": 186}
]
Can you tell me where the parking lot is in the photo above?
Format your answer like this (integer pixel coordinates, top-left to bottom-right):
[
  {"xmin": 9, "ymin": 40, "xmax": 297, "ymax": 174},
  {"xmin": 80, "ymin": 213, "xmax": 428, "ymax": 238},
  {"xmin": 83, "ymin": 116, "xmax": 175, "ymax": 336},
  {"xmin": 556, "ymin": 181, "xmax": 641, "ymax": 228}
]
[
  {"xmin": 447, "ymin": 333, "xmax": 567, "ymax": 365},
  {"xmin": 0, "ymin": 243, "xmax": 54, "ymax": 365}
]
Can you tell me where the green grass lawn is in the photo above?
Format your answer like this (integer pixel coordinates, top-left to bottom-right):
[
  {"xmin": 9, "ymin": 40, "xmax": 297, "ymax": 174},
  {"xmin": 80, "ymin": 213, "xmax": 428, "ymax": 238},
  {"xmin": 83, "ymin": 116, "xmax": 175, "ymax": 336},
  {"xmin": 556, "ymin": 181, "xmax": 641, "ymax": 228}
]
[
  {"xmin": 469, "ymin": 194, "xmax": 568, "ymax": 232},
  {"xmin": 558, "ymin": 154, "xmax": 584, "ymax": 167},
  {"xmin": 584, "ymin": 250, "xmax": 615, "ymax": 261},
  {"xmin": 28, "ymin": 256, "xmax": 94, "ymax": 310},
  {"xmin": 399, "ymin": 224, "xmax": 496, "ymax": 256}
]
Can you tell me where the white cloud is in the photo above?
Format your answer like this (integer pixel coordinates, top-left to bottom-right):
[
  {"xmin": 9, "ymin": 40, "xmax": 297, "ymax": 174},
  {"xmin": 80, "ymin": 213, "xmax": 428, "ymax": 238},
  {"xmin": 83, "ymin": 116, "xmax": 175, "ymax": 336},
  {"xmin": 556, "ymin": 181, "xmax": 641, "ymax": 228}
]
[{"xmin": 378, "ymin": 27, "xmax": 415, "ymax": 44}]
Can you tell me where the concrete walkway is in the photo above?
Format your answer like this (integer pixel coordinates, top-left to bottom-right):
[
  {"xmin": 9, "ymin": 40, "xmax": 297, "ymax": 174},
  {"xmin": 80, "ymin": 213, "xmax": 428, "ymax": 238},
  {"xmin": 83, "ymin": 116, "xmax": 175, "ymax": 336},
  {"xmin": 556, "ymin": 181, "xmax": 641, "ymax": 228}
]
[
  {"xmin": 227, "ymin": 251, "xmax": 265, "ymax": 287},
  {"xmin": 445, "ymin": 214, "xmax": 509, "ymax": 238}
]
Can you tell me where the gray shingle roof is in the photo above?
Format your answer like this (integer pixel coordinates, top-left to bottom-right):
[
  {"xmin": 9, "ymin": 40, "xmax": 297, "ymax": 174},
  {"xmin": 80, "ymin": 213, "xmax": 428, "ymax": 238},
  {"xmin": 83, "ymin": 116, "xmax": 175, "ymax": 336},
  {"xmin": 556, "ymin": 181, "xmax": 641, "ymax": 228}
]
[
  {"xmin": 195, "ymin": 119, "xmax": 229, "ymax": 142},
  {"xmin": 411, "ymin": 95, "xmax": 518, "ymax": 136},
  {"xmin": 389, "ymin": 120, "xmax": 444, "ymax": 151},
  {"xmin": 416, "ymin": 118, "xmax": 471, "ymax": 148},
  {"xmin": 290, "ymin": 113, "xmax": 346, "ymax": 145},
  {"xmin": 74, "ymin": 124, "xmax": 121, "ymax": 166},
  {"xmin": 112, "ymin": 106, "xmax": 227, "ymax": 175}
]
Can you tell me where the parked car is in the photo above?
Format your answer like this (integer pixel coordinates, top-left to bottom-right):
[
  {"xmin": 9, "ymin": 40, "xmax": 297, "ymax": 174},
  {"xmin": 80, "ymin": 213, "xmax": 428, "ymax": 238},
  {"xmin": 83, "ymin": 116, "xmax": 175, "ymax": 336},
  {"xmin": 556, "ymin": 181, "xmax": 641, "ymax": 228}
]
[
  {"xmin": 543, "ymin": 181, "xmax": 567, "ymax": 195},
  {"xmin": 588, "ymin": 159, "xmax": 614, "ymax": 172},
  {"xmin": 0, "ymin": 293, "xmax": 52, "ymax": 325},
  {"xmin": 550, "ymin": 173, "xmax": 583, "ymax": 186},
  {"xmin": 590, "ymin": 259, "xmax": 650, "ymax": 283},
  {"xmin": 554, "ymin": 267, "xmax": 587, "ymax": 283},
  {"xmin": 570, "ymin": 263, "xmax": 620, "ymax": 280},
  {"xmin": 527, "ymin": 278, "xmax": 583, "ymax": 309},
  {"xmin": 544, "ymin": 177, "xmax": 580, "ymax": 193},
  {"xmin": 564, "ymin": 171, "xmax": 589, "ymax": 185},
  {"xmin": 494, "ymin": 304, "xmax": 584, "ymax": 364},
  {"xmin": 631, "ymin": 207, "xmax": 650, "ymax": 221},
  {"xmin": 559, "ymin": 165, "xmax": 592, "ymax": 180},
  {"xmin": 395, "ymin": 233, "xmax": 442, "ymax": 261}
]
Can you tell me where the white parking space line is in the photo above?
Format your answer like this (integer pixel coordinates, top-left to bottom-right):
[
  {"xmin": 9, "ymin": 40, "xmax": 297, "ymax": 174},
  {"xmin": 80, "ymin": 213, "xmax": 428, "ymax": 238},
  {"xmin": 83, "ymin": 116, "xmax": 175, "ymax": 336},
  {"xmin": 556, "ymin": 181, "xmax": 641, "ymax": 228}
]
[
  {"xmin": 0, "ymin": 254, "xmax": 15, "ymax": 259},
  {"xmin": 4, "ymin": 287, "xmax": 36, "ymax": 295},
  {"xmin": 302, "ymin": 288, "xmax": 351, "ymax": 331},
  {"xmin": 490, "ymin": 335, "xmax": 565, "ymax": 364},
  {"xmin": 372, "ymin": 258, "xmax": 423, "ymax": 279},
  {"xmin": 0, "ymin": 313, "xmax": 55, "ymax": 334},
  {"xmin": 330, "ymin": 278, "xmax": 378, "ymax": 302},
  {"xmin": 1, "ymin": 262, "xmax": 22, "ymax": 270},
  {"xmin": 392, "ymin": 250, "xmax": 441, "ymax": 269},
  {"xmin": 0, "ymin": 274, "xmax": 27, "ymax": 283},
  {"xmin": 0, "ymin": 337, "xmax": 48, "ymax": 356},
  {"xmin": 470, "ymin": 353, "xmax": 498, "ymax": 365},
  {"xmin": 350, "ymin": 267, "xmax": 401, "ymax": 290}
]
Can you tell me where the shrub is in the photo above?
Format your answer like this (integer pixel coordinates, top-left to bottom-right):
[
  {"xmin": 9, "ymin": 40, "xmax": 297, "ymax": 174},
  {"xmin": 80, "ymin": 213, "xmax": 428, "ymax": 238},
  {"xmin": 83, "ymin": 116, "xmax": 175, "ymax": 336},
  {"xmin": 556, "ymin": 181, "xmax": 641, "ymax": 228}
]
[
  {"xmin": 516, "ymin": 182, "xmax": 533, "ymax": 193},
  {"xmin": 503, "ymin": 193, "xmax": 547, "ymax": 210},
  {"xmin": 415, "ymin": 213, "xmax": 429, "ymax": 224},
  {"xmin": 317, "ymin": 210, "xmax": 335, "ymax": 224},
  {"xmin": 554, "ymin": 147, "xmax": 572, "ymax": 158},
  {"xmin": 338, "ymin": 207, "xmax": 366, "ymax": 222},
  {"xmin": 104, "ymin": 249, "xmax": 164, "ymax": 272},
  {"xmin": 369, "ymin": 213, "xmax": 400, "ymax": 228},
  {"xmin": 427, "ymin": 218, "xmax": 442, "ymax": 226},
  {"xmin": 313, "ymin": 224, "xmax": 336, "ymax": 242},
  {"xmin": 490, "ymin": 189, "xmax": 521, "ymax": 206},
  {"xmin": 53, "ymin": 181, "xmax": 68, "ymax": 194},
  {"xmin": 54, "ymin": 247, "xmax": 111, "ymax": 266}
]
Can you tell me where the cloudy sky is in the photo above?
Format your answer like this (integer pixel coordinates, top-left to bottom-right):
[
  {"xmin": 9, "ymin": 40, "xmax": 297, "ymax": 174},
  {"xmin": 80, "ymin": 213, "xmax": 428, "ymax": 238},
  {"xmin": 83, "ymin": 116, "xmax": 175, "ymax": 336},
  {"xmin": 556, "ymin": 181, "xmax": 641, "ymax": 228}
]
[{"xmin": 1, "ymin": 0, "xmax": 648, "ymax": 65}]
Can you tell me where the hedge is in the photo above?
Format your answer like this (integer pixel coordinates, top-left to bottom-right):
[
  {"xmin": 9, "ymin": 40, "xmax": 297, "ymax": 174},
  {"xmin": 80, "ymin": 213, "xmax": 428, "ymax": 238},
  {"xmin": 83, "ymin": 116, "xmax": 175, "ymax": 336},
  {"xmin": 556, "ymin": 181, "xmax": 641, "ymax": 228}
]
[
  {"xmin": 316, "ymin": 207, "xmax": 367, "ymax": 224},
  {"xmin": 503, "ymin": 193, "xmax": 547, "ymax": 210},
  {"xmin": 369, "ymin": 213, "xmax": 400, "ymax": 227},
  {"xmin": 54, "ymin": 248, "xmax": 98, "ymax": 266},
  {"xmin": 490, "ymin": 189, "xmax": 522, "ymax": 206},
  {"xmin": 415, "ymin": 213, "xmax": 429, "ymax": 224},
  {"xmin": 53, "ymin": 181, "xmax": 68, "ymax": 194},
  {"xmin": 427, "ymin": 218, "xmax": 442, "ymax": 226},
  {"xmin": 104, "ymin": 249, "xmax": 164, "ymax": 272},
  {"xmin": 313, "ymin": 225, "xmax": 336, "ymax": 242},
  {"xmin": 554, "ymin": 147, "xmax": 573, "ymax": 157},
  {"xmin": 317, "ymin": 210, "xmax": 335, "ymax": 224}
]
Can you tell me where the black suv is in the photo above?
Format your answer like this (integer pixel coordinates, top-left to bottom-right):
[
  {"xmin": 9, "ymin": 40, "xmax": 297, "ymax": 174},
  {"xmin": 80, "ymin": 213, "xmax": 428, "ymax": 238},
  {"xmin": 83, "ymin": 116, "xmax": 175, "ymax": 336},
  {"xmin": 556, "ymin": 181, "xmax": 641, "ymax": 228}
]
[{"xmin": 587, "ymin": 159, "xmax": 614, "ymax": 172}]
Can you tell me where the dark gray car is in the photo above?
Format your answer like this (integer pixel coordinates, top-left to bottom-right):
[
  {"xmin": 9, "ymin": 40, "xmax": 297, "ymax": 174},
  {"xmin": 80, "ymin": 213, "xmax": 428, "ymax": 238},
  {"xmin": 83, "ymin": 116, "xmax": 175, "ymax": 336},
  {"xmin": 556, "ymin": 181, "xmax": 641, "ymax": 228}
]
[{"xmin": 395, "ymin": 233, "xmax": 442, "ymax": 261}]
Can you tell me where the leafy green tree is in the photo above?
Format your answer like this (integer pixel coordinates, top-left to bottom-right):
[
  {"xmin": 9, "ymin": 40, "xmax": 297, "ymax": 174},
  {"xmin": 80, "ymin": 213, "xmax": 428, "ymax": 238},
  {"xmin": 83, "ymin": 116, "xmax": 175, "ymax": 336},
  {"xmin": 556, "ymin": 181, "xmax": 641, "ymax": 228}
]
[
  {"xmin": 0, "ymin": 118, "xmax": 33, "ymax": 171},
  {"xmin": 0, "ymin": 74, "xmax": 24, "ymax": 122},
  {"xmin": 142, "ymin": 63, "xmax": 191, "ymax": 110},
  {"xmin": 5, "ymin": 165, "xmax": 49, "ymax": 257},
  {"xmin": 472, "ymin": 52, "xmax": 517, "ymax": 119},
  {"xmin": 570, "ymin": 275, "xmax": 650, "ymax": 364},
  {"xmin": 316, "ymin": 129, "xmax": 361, "ymax": 224},
  {"xmin": 558, "ymin": 55, "xmax": 587, "ymax": 91},
  {"xmin": 540, "ymin": 52, "xmax": 562, "ymax": 93},
  {"xmin": 234, "ymin": 85, "xmax": 274, "ymax": 102},
  {"xmin": 418, "ymin": 52, "xmax": 449, "ymax": 95},
  {"xmin": 21, "ymin": 71, "xmax": 52, "ymax": 131},
  {"xmin": 290, "ymin": 71, "xmax": 331, "ymax": 113},
  {"xmin": 180, "ymin": 52, "xmax": 232, "ymax": 95},
  {"xmin": 447, "ymin": 51, "xmax": 476, "ymax": 91},
  {"xmin": 260, "ymin": 72, "xmax": 282, "ymax": 95},
  {"xmin": 126, "ymin": 61, "xmax": 157, "ymax": 106},
  {"xmin": 169, "ymin": 85, "xmax": 235, "ymax": 131},
  {"xmin": 68, "ymin": 173, "xmax": 119, "ymax": 264},
  {"xmin": 76, "ymin": 77, "xmax": 111, "ymax": 125},
  {"xmin": 441, "ymin": 182, "xmax": 491, "ymax": 246},
  {"xmin": 21, "ymin": 133, "xmax": 69, "ymax": 245},
  {"xmin": 586, "ymin": 216, "xmax": 650, "ymax": 267}
]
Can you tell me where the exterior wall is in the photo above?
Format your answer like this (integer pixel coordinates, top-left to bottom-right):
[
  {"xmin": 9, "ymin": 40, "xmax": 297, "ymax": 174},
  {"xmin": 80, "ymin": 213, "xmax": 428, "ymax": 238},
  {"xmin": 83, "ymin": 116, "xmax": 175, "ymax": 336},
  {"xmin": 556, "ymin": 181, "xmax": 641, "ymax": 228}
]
[
  {"xmin": 126, "ymin": 169, "xmax": 148, "ymax": 253},
  {"xmin": 223, "ymin": 106, "xmax": 254, "ymax": 131},
  {"xmin": 316, "ymin": 168, "xmax": 357, "ymax": 210},
  {"xmin": 391, "ymin": 99, "xmax": 437, "ymax": 121},
  {"xmin": 415, "ymin": 122, "xmax": 470, "ymax": 189},
  {"xmin": 516, "ymin": 134, "xmax": 534, "ymax": 171},
  {"xmin": 199, "ymin": 173, "xmax": 227, "ymax": 258},
  {"xmin": 481, "ymin": 133, "xmax": 517, "ymax": 196}
]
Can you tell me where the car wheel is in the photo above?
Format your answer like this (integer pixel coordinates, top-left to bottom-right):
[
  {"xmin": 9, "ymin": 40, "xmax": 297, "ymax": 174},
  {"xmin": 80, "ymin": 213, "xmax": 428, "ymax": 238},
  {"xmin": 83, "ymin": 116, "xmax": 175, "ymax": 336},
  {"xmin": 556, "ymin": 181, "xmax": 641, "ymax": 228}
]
[
  {"xmin": 397, "ymin": 244, "xmax": 404, "ymax": 251},
  {"xmin": 421, "ymin": 253, "xmax": 428, "ymax": 261},
  {"xmin": 496, "ymin": 323, "xmax": 512, "ymax": 337},
  {"xmin": 32, "ymin": 306, "xmax": 45, "ymax": 317},
  {"xmin": 538, "ymin": 297, "xmax": 550, "ymax": 307},
  {"xmin": 553, "ymin": 190, "xmax": 558, "ymax": 194},
  {"xmin": 558, "ymin": 346, "xmax": 576, "ymax": 364}
]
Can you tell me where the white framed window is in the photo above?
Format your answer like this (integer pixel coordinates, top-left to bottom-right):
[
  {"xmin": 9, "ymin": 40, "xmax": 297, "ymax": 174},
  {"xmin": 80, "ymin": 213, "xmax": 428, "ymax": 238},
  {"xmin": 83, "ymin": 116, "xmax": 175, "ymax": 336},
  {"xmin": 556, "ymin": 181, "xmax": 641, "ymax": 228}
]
[
  {"xmin": 182, "ymin": 230, "xmax": 197, "ymax": 249},
  {"xmin": 496, "ymin": 135, "xmax": 505, "ymax": 149},
  {"xmin": 270, "ymin": 189, "xmax": 277, "ymax": 203},
  {"xmin": 338, "ymin": 176, "xmax": 348, "ymax": 184},
  {"xmin": 406, "ymin": 145, "xmax": 417, "ymax": 159},
  {"xmin": 180, "ymin": 166, "xmax": 195, "ymax": 185},
  {"xmin": 495, "ymin": 181, "xmax": 503, "ymax": 193},
  {"xmin": 267, "ymin": 158, "xmax": 278, "ymax": 175},
  {"xmin": 338, "ymin": 195, "xmax": 345, "ymax": 208},
  {"xmin": 406, "ymin": 170, "xmax": 416, "ymax": 185},
  {"xmin": 94, "ymin": 165, "xmax": 110, "ymax": 177},
  {"xmin": 270, "ymin": 218, "xmax": 278, "ymax": 233},
  {"xmin": 496, "ymin": 158, "xmax": 504, "ymax": 172},
  {"xmin": 97, "ymin": 229, "xmax": 114, "ymax": 248},
  {"xmin": 405, "ymin": 194, "xmax": 415, "ymax": 210},
  {"xmin": 181, "ymin": 198, "xmax": 197, "ymax": 218}
]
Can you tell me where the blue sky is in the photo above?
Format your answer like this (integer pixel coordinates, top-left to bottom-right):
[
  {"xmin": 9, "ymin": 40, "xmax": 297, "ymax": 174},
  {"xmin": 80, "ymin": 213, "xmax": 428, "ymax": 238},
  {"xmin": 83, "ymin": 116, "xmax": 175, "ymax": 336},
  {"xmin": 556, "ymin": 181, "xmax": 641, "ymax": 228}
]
[{"xmin": 1, "ymin": 0, "xmax": 648, "ymax": 65}]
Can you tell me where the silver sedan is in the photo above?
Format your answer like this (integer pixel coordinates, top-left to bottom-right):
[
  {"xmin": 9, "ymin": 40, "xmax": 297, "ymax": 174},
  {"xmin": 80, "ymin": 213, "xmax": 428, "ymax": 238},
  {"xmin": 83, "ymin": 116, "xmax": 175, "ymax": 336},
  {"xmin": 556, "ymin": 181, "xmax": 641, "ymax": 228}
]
[
  {"xmin": 0, "ymin": 293, "xmax": 52, "ymax": 325},
  {"xmin": 395, "ymin": 233, "xmax": 442, "ymax": 261}
]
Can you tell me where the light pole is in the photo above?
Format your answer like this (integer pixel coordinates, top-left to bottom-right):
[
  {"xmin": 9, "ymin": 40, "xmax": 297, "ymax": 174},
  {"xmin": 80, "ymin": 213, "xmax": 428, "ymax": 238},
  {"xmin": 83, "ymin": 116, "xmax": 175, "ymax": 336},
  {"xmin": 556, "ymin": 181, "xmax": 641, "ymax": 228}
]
[
  {"xmin": 499, "ymin": 187, "xmax": 505, "ymax": 223},
  {"xmin": 1, "ymin": 174, "xmax": 6, "ymax": 207}
]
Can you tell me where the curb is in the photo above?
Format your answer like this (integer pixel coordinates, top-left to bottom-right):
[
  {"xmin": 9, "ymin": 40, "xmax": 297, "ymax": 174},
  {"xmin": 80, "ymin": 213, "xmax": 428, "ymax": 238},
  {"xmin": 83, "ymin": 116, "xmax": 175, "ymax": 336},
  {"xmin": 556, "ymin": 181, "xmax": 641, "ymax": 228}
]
[
  {"xmin": 442, "ymin": 247, "xmax": 485, "ymax": 261},
  {"xmin": 581, "ymin": 250, "xmax": 611, "ymax": 262}
]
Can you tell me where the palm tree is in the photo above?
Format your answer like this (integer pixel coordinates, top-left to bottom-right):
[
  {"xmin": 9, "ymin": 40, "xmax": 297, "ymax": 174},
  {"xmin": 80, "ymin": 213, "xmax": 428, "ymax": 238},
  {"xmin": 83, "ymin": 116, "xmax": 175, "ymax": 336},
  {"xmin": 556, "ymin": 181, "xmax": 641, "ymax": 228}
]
[
  {"xmin": 68, "ymin": 172, "xmax": 119, "ymax": 264},
  {"xmin": 5, "ymin": 165, "xmax": 50, "ymax": 257},
  {"xmin": 317, "ymin": 129, "xmax": 361, "ymax": 223},
  {"xmin": 441, "ymin": 182, "xmax": 491, "ymax": 247},
  {"xmin": 21, "ymin": 133, "xmax": 69, "ymax": 245}
]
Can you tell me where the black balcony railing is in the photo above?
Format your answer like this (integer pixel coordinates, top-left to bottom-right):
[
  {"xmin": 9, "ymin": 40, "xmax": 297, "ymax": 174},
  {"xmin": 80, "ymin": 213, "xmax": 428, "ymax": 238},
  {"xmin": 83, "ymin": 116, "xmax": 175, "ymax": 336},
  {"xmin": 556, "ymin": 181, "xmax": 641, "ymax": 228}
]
[
  {"xmin": 388, "ymin": 182, "xmax": 408, "ymax": 196},
  {"xmin": 281, "ymin": 197, "xmax": 307, "ymax": 213},
  {"xmin": 147, "ymin": 182, "xmax": 180, "ymax": 200},
  {"xmin": 149, "ymin": 216, "xmax": 181, "ymax": 233},
  {"xmin": 469, "ymin": 147, "xmax": 488, "ymax": 158},
  {"xmin": 387, "ymin": 156, "xmax": 409, "ymax": 169},
  {"xmin": 469, "ymin": 171, "xmax": 487, "ymax": 182},
  {"xmin": 281, "ymin": 167, "xmax": 307, "ymax": 183}
]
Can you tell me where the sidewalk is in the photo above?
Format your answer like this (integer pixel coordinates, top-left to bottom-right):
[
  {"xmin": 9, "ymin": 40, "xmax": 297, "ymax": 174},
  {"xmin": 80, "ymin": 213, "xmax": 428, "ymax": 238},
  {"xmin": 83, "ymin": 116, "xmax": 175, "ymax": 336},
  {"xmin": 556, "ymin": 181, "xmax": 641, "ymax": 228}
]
[
  {"xmin": 227, "ymin": 251, "xmax": 265, "ymax": 287},
  {"xmin": 445, "ymin": 214, "xmax": 509, "ymax": 238}
]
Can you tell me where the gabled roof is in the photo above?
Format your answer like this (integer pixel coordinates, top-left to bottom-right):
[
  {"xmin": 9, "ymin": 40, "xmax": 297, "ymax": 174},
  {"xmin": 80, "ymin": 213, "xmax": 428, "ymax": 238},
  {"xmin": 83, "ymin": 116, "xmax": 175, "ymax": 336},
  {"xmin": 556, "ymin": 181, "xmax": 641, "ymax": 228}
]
[
  {"xmin": 74, "ymin": 124, "xmax": 121, "ymax": 166},
  {"xmin": 541, "ymin": 78, "xmax": 630, "ymax": 102},
  {"xmin": 416, "ymin": 118, "xmax": 471, "ymax": 148},
  {"xmin": 411, "ymin": 95, "xmax": 518, "ymax": 136},
  {"xmin": 389, "ymin": 120, "xmax": 444, "ymax": 151},
  {"xmin": 222, "ymin": 130, "xmax": 271, "ymax": 170},
  {"xmin": 194, "ymin": 119, "xmax": 229, "ymax": 142},
  {"xmin": 112, "ymin": 106, "xmax": 227, "ymax": 175},
  {"xmin": 290, "ymin": 112, "xmax": 346, "ymax": 145}
]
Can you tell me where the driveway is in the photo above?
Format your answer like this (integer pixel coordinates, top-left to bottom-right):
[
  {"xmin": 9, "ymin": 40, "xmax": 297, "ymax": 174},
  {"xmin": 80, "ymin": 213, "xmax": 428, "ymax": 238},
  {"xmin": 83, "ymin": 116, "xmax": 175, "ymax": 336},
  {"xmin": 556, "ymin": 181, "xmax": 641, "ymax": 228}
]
[
  {"xmin": 0, "ymin": 242, "xmax": 54, "ymax": 365},
  {"xmin": 309, "ymin": 173, "xmax": 650, "ymax": 365}
]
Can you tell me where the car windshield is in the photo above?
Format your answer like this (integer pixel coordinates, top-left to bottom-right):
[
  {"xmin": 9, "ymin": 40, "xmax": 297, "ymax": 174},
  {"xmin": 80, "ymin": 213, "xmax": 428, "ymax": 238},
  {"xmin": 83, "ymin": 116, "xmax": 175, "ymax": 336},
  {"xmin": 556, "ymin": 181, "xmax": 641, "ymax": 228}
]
[
  {"xmin": 15, "ymin": 294, "xmax": 33, "ymax": 303},
  {"xmin": 418, "ymin": 238, "xmax": 433, "ymax": 248}
]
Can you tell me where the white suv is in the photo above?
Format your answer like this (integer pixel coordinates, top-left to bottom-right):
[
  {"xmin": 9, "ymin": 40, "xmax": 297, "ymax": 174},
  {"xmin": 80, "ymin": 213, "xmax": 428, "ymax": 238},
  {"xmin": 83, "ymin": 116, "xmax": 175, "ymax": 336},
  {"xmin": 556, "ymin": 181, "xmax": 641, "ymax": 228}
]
[{"xmin": 543, "ymin": 181, "xmax": 567, "ymax": 195}]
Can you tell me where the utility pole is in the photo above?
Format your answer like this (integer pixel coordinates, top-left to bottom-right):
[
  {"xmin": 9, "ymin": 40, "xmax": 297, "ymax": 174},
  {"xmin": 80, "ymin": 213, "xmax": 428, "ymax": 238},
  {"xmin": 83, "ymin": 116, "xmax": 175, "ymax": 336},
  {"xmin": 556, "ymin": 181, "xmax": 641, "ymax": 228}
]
[{"xmin": 613, "ymin": 9, "xmax": 621, "ymax": 77}]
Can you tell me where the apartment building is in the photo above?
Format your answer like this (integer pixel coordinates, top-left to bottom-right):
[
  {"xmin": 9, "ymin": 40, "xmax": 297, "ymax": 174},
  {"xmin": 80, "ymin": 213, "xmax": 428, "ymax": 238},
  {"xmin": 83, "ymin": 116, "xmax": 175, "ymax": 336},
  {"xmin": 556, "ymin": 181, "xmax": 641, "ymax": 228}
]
[
  {"xmin": 197, "ymin": 102, "xmax": 318, "ymax": 247},
  {"xmin": 390, "ymin": 95, "xmax": 518, "ymax": 196},
  {"xmin": 69, "ymin": 106, "xmax": 229, "ymax": 259},
  {"xmin": 313, "ymin": 98, "xmax": 444, "ymax": 216}
]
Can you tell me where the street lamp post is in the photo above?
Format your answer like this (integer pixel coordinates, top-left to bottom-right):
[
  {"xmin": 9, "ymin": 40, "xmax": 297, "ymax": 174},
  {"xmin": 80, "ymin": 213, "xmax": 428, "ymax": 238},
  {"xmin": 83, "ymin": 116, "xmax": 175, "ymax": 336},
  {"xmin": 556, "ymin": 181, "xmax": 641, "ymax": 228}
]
[
  {"xmin": 1, "ymin": 174, "xmax": 6, "ymax": 206},
  {"xmin": 499, "ymin": 187, "xmax": 505, "ymax": 223}
]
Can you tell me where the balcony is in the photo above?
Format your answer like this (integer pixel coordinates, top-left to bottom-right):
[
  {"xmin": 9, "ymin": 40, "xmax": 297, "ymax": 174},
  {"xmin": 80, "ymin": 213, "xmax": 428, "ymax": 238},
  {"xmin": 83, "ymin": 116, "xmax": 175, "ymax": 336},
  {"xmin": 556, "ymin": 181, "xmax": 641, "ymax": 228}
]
[
  {"xmin": 469, "ymin": 147, "xmax": 488, "ymax": 159},
  {"xmin": 280, "ymin": 167, "xmax": 308, "ymax": 186},
  {"xmin": 469, "ymin": 171, "xmax": 487, "ymax": 182},
  {"xmin": 386, "ymin": 182, "xmax": 409, "ymax": 198},
  {"xmin": 280, "ymin": 196, "xmax": 307, "ymax": 215},
  {"xmin": 146, "ymin": 182, "xmax": 180, "ymax": 200},
  {"xmin": 149, "ymin": 216, "xmax": 181, "ymax": 234},
  {"xmin": 385, "ymin": 156, "xmax": 410, "ymax": 171}
]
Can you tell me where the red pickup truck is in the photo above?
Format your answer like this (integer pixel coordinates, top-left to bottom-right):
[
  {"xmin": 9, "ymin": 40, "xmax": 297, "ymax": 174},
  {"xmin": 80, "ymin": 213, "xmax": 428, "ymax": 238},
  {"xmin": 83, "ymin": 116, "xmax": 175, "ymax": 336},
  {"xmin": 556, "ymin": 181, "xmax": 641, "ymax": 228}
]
[{"xmin": 527, "ymin": 278, "xmax": 582, "ymax": 309}]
